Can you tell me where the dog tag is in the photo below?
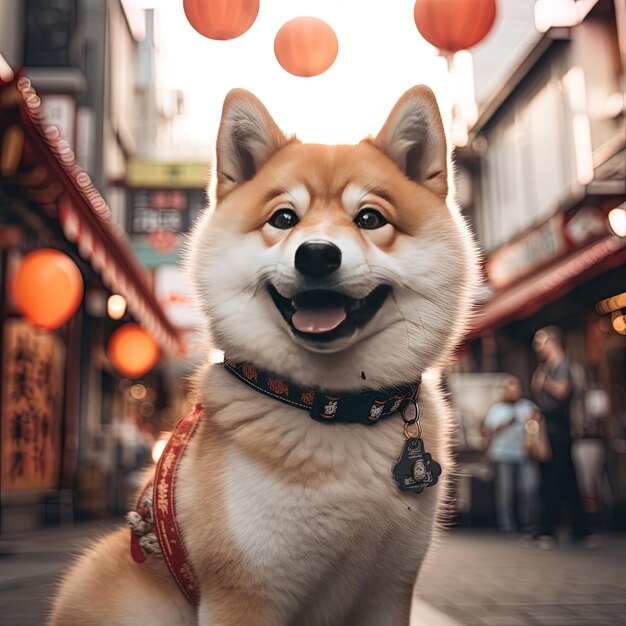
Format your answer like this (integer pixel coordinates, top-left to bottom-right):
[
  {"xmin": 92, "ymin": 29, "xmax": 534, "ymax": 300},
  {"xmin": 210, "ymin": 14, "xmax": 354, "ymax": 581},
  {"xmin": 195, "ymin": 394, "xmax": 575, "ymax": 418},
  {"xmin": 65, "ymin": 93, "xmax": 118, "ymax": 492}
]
[{"xmin": 392, "ymin": 438, "xmax": 441, "ymax": 494}]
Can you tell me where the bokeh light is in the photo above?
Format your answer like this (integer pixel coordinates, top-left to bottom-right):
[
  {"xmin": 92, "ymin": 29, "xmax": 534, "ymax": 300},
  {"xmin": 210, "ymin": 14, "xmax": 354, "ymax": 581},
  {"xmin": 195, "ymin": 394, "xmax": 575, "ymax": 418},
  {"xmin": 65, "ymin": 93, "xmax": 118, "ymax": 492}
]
[
  {"xmin": 107, "ymin": 294, "xmax": 127, "ymax": 320},
  {"xmin": 12, "ymin": 249, "xmax": 83, "ymax": 330},
  {"xmin": 608, "ymin": 206, "xmax": 626, "ymax": 237},
  {"xmin": 108, "ymin": 323, "xmax": 160, "ymax": 378}
]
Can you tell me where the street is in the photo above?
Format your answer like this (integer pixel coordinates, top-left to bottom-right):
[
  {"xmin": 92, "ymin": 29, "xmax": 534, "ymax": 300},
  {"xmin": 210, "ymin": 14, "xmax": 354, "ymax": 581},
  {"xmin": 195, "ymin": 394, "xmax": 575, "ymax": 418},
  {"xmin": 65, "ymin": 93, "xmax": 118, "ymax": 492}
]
[
  {"xmin": 418, "ymin": 530, "xmax": 626, "ymax": 626},
  {"xmin": 1, "ymin": 522, "xmax": 625, "ymax": 626},
  {"xmin": 1, "ymin": 1, "xmax": 626, "ymax": 625}
]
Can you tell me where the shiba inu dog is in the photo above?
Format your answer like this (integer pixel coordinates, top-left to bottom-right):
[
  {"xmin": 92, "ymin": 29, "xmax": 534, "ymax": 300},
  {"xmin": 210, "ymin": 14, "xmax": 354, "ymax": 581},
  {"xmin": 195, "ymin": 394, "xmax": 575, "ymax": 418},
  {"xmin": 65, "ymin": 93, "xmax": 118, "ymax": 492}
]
[{"xmin": 49, "ymin": 85, "xmax": 477, "ymax": 626}]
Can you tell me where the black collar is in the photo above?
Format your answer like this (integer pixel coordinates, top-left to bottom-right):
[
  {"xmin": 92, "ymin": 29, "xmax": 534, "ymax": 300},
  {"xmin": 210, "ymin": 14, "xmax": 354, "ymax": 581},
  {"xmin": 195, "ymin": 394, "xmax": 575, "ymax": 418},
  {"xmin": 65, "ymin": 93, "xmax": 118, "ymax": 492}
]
[{"xmin": 223, "ymin": 359, "xmax": 420, "ymax": 425}]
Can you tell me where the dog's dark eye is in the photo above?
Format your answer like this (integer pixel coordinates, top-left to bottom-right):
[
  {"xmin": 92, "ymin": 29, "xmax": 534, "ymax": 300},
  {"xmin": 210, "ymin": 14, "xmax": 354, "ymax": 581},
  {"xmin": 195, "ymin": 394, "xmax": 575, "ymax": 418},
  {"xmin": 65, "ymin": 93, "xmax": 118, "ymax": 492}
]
[
  {"xmin": 268, "ymin": 208, "xmax": 299, "ymax": 230},
  {"xmin": 355, "ymin": 208, "xmax": 388, "ymax": 230}
]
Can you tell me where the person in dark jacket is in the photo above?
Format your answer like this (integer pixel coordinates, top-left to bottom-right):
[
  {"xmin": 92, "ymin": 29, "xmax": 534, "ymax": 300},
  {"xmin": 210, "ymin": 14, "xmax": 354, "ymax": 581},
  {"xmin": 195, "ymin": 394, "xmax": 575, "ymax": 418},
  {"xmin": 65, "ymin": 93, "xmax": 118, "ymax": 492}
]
[{"xmin": 531, "ymin": 326, "xmax": 595, "ymax": 548}]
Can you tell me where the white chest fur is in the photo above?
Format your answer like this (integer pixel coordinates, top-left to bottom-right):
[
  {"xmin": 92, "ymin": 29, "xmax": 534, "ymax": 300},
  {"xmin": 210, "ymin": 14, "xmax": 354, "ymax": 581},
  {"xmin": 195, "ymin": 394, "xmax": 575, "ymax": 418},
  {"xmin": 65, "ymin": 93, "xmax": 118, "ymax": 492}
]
[
  {"xmin": 176, "ymin": 370, "xmax": 448, "ymax": 621},
  {"xmin": 224, "ymin": 439, "xmax": 382, "ymax": 597}
]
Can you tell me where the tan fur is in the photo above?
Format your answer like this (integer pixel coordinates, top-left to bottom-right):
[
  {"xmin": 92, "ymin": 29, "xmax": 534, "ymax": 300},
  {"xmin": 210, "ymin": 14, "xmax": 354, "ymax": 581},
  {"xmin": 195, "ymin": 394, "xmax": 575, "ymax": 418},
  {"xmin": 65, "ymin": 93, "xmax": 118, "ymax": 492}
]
[{"xmin": 50, "ymin": 86, "xmax": 478, "ymax": 625}]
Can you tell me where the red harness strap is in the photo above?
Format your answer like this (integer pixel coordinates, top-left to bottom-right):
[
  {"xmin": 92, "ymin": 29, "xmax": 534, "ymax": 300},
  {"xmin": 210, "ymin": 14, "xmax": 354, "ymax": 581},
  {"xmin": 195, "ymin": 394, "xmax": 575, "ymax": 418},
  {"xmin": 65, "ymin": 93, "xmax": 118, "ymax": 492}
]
[{"xmin": 130, "ymin": 404, "xmax": 203, "ymax": 606}]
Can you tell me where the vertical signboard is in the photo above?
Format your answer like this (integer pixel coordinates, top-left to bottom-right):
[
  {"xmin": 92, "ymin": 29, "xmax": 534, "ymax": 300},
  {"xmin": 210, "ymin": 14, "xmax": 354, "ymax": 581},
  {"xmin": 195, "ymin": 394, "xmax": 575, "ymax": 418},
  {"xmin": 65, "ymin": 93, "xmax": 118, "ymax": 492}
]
[{"xmin": 1, "ymin": 320, "xmax": 65, "ymax": 491}]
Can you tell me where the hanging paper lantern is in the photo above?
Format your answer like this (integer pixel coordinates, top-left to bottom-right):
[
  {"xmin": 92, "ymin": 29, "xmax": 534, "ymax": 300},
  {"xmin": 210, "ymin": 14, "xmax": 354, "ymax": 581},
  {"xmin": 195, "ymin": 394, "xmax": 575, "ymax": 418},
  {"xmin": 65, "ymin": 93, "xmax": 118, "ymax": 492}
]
[
  {"xmin": 413, "ymin": 0, "xmax": 497, "ymax": 54},
  {"xmin": 108, "ymin": 323, "xmax": 160, "ymax": 378},
  {"xmin": 274, "ymin": 17, "xmax": 339, "ymax": 78},
  {"xmin": 183, "ymin": 0, "xmax": 259, "ymax": 41},
  {"xmin": 12, "ymin": 248, "xmax": 83, "ymax": 330}
]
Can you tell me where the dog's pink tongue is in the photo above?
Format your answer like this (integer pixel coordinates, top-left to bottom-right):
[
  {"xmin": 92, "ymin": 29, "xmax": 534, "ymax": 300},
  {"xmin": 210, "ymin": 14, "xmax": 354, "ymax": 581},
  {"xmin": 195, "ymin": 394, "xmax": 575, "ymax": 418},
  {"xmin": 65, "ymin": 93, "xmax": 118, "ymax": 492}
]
[{"xmin": 292, "ymin": 306, "xmax": 347, "ymax": 333}]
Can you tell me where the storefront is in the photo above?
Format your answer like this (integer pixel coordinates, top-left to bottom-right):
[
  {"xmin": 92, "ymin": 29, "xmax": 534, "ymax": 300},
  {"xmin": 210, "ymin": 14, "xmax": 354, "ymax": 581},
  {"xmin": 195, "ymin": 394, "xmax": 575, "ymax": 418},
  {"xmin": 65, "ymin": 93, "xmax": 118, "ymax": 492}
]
[
  {"xmin": 449, "ymin": 0, "xmax": 626, "ymax": 528},
  {"xmin": 0, "ymin": 76, "xmax": 180, "ymax": 531},
  {"xmin": 458, "ymin": 200, "xmax": 626, "ymax": 527}
]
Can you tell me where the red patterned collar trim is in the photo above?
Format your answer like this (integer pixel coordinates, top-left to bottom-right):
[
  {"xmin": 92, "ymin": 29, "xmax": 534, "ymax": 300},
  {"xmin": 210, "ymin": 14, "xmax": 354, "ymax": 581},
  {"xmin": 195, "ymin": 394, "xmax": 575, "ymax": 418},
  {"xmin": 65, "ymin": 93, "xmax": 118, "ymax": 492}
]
[{"xmin": 130, "ymin": 404, "xmax": 203, "ymax": 606}]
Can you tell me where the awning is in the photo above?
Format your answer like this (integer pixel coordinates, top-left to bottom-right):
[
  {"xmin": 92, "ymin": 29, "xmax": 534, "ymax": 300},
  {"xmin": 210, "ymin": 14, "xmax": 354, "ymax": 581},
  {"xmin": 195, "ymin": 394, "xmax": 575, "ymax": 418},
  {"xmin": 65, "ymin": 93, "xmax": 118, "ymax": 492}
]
[
  {"xmin": 468, "ymin": 235, "xmax": 626, "ymax": 340},
  {"xmin": 0, "ymin": 76, "xmax": 182, "ymax": 354}
]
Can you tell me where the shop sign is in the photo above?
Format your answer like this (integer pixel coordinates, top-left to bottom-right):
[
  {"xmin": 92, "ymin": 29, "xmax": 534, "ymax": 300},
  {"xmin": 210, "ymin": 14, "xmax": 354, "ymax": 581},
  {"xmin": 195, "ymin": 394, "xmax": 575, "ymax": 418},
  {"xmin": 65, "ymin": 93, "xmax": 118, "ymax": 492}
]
[
  {"xmin": 129, "ymin": 188, "xmax": 205, "ymax": 264},
  {"xmin": 127, "ymin": 161, "xmax": 209, "ymax": 188},
  {"xmin": 487, "ymin": 215, "xmax": 567, "ymax": 289},
  {"xmin": 132, "ymin": 238, "xmax": 181, "ymax": 267},
  {"xmin": 487, "ymin": 207, "xmax": 611, "ymax": 289},
  {"xmin": 24, "ymin": 0, "xmax": 77, "ymax": 67},
  {"xmin": 1, "ymin": 320, "xmax": 64, "ymax": 491},
  {"xmin": 153, "ymin": 265, "xmax": 203, "ymax": 329},
  {"xmin": 129, "ymin": 188, "xmax": 204, "ymax": 235},
  {"xmin": 129, "ymin": 189, "xmax": 204, "ymax": 236}
]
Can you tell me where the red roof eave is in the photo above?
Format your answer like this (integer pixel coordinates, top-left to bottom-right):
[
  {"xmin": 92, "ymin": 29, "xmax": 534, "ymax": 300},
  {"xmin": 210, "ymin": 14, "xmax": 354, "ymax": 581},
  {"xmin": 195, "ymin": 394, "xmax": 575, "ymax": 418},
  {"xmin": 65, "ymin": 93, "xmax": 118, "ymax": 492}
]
[
  {"xmin": 0, "ymin": 76, "xmax": 182, "ymax": 355},
  {"xmin": 468, "ymin": 235, "xmax": 626, "ymax": 340}
]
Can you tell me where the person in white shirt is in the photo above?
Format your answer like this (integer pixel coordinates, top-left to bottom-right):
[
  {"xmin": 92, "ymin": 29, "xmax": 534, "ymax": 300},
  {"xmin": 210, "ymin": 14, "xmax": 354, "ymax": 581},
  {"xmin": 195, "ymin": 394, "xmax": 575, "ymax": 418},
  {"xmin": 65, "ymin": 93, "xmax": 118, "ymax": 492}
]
[{"xmin": 483, "ymin": 376, "xmax": 538, "ymax": 532}]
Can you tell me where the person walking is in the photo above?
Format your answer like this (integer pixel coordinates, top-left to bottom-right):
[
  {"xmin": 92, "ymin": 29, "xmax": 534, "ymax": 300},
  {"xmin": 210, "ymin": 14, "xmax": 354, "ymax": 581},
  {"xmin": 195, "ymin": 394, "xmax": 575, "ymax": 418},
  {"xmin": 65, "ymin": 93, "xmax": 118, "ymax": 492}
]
[
  {"xmin": 483, "ymin": 376, "xmax": 537, "ymax": 533},
  {"xmin": 531, "ymin": 326, "xmax": 595, "ymax": 548}
]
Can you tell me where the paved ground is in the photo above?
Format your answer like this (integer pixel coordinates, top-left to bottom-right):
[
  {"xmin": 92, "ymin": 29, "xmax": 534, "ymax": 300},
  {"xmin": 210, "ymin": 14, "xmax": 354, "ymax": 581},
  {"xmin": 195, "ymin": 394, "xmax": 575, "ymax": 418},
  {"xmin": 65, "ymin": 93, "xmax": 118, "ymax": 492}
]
[
  {"xmin": 0, "ymin": 519, "xmax": 117, "ymax": 626},
  {"xmin": 0, "ymin": 522, "xmax": 625, "ymax": 625},
  {"xmin": 418, "ymin": 530, "xmax": 626, "ymax": 626}
]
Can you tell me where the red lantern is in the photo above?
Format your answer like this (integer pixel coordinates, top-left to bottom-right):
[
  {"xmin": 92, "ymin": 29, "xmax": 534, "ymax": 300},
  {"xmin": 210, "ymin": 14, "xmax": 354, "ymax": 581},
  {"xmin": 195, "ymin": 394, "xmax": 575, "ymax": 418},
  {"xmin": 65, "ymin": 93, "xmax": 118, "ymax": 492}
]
[
  {"xmin": 183, "ymin": 0, "xmax": 259, "ymax": 41},
  {"xmin": 108, "ymin": 323, "xmax": 160, "ymax": 379},
  {"xmin": 12, "ymin": 249, "xmax": 83, "ymax": 330},
  {"xmin": 274, "ymin": 17, "xmax": 339, "ymax": 78},
  {"xmin": 413, "ymin": 0, "xmax": 497, "ymax": 53}
]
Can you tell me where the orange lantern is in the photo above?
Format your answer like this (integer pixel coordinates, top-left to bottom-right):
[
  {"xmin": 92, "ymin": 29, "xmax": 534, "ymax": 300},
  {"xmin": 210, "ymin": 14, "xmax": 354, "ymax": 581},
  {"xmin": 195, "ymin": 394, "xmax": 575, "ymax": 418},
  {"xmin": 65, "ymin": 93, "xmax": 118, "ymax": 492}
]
[
  {"xmin": 108, "ymin": 323, "xmax": 160, "ymax": 378},
  {"xmin": 12, "ymin": 248, "xmax": 83, "ymax": 330},
  {"xmin": 183, "ymin": 0, "xmax": 259, "ymax": 40},
  {"xmin": 274, "ymin": 17, "xmax": 339, "ymax": 78},
  {"xmin": 413, "ymin": 0, "xmax": 497, "ymax": 53}
]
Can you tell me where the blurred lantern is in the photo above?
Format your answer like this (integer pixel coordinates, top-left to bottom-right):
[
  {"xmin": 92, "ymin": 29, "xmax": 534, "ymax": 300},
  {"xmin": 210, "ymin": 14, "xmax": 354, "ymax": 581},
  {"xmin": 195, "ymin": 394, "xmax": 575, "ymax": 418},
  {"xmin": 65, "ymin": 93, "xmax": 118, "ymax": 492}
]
[
  {"xmin": 130, "ymin": 383, "xmax": 147, "ymax": 400},
  {"xmin": 183, "ymin": 0, "xmax": 259, "ymax": 40},
  {"xmin": 611, "ymin": 311, "xmax": 626, "ymax": 335},
  {"xmin": 413, "ymin": 0, "xmax": 497, "ymax": 54},
  {"xmin": 608, "ymin": 205, "xmax": 626, "ymax": 237},
  {"xmin": 596, "ymin": 292, "xmax": 626, "ymax": 316},
  {"xmin": 596, "ymin": 292, "xmax": 626, "ymax": 336},
  {"xmin": 139, "ymin": 401, "xmax": 155, "ymax": 418},
  {"xmin": 12, "ymin": 248, "xmax": 83, "ymax": 330},
  {"xmin": 108, "ymin": 323, "xmax": 160, "ymax": 378},
  {"xmin": 274, "ymin": 17, "xmax": 339, "ymax": 77},
  {"xmin": 107, "ymin": 294, "xmax": 127, "ymax": 320}
]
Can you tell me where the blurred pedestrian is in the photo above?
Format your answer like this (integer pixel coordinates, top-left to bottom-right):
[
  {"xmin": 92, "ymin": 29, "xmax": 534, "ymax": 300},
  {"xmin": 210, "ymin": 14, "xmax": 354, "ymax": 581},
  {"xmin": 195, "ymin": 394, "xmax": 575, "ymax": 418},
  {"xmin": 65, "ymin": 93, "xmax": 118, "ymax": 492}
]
[
  {"xmin": 531, "ymin": 326, "xmax": 595, "ymax": 548},
  {"xmin": 483, "ymin": 376, "xmax": 537, "ymax": 533}
]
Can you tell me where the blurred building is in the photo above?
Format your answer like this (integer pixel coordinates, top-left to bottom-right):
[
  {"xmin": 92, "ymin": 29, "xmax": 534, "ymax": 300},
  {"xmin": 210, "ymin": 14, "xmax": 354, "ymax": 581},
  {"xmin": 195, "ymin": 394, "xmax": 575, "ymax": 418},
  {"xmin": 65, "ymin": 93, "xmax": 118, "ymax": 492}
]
[
  {"xmin": 454, "ymin": 0, "xmax": 626, "ymax": 526},
  {"xmin": 0, "ymin": 0, "xmax": 206, "ymax": 531}
]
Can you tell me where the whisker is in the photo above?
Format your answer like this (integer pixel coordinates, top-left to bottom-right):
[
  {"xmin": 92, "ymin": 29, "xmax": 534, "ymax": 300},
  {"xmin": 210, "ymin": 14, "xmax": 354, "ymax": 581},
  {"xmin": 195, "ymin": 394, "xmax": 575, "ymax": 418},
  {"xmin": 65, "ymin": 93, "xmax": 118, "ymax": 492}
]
[
  {"xmin": 390, "ymin": 291, "xmax": 418, "ymax": 352},
  {"xmin": 416, "ymin": 309, "xmax": 434, "ymax": 341},
  {"xmin": 206, "ymin": 264, "xmax": 277, "ymax": 313},
  {"xmin": 365, "ymin": 263, "xmax": 448, "ymax": 315}
]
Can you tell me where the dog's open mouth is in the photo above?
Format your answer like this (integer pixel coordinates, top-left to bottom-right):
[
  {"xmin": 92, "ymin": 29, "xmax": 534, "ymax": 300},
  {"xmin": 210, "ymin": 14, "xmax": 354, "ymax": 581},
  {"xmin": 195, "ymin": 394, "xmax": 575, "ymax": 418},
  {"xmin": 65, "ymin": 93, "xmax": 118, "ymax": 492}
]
[{"xmin": 269, "ymin": 284, "xmax": 391, "ymax": 343}]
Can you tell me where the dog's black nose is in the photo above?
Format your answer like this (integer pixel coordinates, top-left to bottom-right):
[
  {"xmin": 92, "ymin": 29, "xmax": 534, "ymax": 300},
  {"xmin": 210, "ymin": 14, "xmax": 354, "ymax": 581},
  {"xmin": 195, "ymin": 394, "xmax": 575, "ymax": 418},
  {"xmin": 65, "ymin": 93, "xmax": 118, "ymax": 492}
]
[{"xmin": 295, "ymin": 240, "xmax": 342, "ymax": 278}]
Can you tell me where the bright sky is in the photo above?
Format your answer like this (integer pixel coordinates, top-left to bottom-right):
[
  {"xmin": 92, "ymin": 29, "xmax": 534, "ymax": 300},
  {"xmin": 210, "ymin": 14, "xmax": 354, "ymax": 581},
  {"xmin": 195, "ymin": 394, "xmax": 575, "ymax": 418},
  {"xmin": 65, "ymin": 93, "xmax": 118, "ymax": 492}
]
[{"xmin": 142, "ymin": 0, "xmax": 454, "ymax": 149}]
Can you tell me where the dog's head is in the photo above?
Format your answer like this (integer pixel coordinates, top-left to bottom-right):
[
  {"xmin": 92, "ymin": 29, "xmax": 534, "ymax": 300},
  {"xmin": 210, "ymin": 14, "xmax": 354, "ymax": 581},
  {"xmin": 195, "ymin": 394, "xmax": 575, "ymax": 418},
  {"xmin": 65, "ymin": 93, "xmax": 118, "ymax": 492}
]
[{"xmin": 189, "ymin": 86, "xmax": 478, "ymax": 390}]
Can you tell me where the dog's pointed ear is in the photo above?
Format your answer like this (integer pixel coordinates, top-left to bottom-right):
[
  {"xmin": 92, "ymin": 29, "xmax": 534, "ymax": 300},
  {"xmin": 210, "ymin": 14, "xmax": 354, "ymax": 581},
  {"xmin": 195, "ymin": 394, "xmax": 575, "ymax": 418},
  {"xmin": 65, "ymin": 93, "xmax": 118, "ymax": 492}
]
[
  {"xmin": 216, "ymin": 89, "xmax": 290, "ymax": 200},
  {"xmin": 374, "ymin": 85, "xmax": 448, "ymax": 198}
]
